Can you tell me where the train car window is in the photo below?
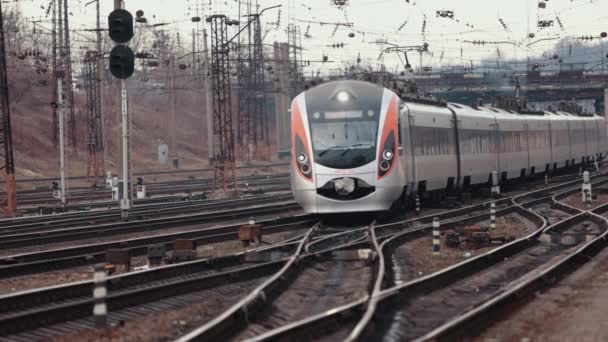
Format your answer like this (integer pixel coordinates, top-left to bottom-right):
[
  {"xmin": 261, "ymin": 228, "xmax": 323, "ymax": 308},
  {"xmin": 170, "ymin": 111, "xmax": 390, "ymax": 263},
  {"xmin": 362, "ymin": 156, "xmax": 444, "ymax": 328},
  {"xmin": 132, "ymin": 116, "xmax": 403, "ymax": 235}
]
[
  {"xmin": 459, "ymin": 129, "xmax": 495, "ymax": 154},
  {"xmin": 413, "ymin": 126, "xmax": 455, "ymax": 156}
]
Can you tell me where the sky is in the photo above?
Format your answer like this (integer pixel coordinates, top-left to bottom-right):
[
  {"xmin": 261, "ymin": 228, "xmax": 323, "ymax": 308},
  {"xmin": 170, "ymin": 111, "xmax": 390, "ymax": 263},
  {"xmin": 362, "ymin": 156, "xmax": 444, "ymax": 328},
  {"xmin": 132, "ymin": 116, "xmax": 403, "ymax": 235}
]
[{"xmin": 14, "ymin": 0, "xmax": 608, "ymax": 74}]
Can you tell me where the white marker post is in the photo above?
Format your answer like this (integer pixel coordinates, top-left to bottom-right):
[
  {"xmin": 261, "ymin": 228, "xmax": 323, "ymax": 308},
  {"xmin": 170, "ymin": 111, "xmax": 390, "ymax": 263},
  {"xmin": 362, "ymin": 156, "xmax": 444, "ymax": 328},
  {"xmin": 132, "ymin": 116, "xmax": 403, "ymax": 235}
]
[
  {"xmin": 432, "ymin": 217, "xmax": 440, "ymax": 255},
  {"xmin": 93, "ymin": 263, "xmax": 107, "ymax": 328},
  {"xmin": 490, "ymin": 202, "xmax": 496, "ymax": 230},
  {"xmin": 582, "ymin": 170, "xmax": 592, "ymax": 205},
  {"xmin": 491, "ymin": 170, "xmax": 500, "ymax": 197},
  {"xmin": 594, "ymin": 154, "xmax": 600, "ymax": 172}
]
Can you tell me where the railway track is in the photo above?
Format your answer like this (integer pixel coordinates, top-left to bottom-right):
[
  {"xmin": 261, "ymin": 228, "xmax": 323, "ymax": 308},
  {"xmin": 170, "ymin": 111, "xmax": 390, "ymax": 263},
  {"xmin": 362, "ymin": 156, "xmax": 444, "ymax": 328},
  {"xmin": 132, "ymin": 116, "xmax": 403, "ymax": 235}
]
[
  {"xmin": 14, "ymin": 163, "xmax": 288, "ymax": 184},
  {"xmin": 0, "ymin": 171, "xmax": 605, "ymax": 341},
  {"xmin": 0, "ymin": 221, "xmax": 314, "ymax": 340},
  {"xmin": 416, "ymin": 201, "xmax": 608, "ymax": 341},
  {"xmin": 3, "ymin": 173, "xmax": 578, "ymax": 280},
  {"xmin": 0, "ymin": 194, "xmax": 295, "ymax": 250},
  {"xmin": 0, "ymin": 208, "xmax": 310, "ymax": 279},
  {"xmin": 199, "ymin": 173, "xmax": 608, "ymax": 341},
  {"xmin": 13, "ymin": 173, "xmax": 290, "ymax": 209}
]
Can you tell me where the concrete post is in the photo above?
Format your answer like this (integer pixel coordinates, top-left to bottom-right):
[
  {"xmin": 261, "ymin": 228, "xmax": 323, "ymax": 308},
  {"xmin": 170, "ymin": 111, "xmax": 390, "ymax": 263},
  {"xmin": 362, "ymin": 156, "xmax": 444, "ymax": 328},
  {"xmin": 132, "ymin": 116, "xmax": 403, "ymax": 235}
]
[
  {"xmin": 491, "ymin": 170, "xmax": 500, "ymax": 196},
  {"xmin": 93, "ymin": 263, "xmax": 108, "ymax": 328},
  {"xmin": 582, "ymin": 170, "xmax": 592, "ymax": 204},
  {"xmin": 432, "ymin": 217, "xmax": 440, "ymax": 255}
]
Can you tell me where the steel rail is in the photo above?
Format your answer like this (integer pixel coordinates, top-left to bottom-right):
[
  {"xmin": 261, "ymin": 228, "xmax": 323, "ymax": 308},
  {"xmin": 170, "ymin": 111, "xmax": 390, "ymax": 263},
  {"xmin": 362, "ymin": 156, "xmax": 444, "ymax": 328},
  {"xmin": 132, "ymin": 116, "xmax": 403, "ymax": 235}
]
[
  {"xmin": 0, "ymin": 223, "xmax": 316, "ymax": 337},
  {"xmin": 0, "ymin": 197, "xmax": 296, "ymax": 249},
  {"xmin": 0, "ymin": 193, "xmax": 293, "ymax": 236},
  {"xmin": 174, "ymin": 223, "xmax": 321, "ymax": 342},
  {"xmin": 236, "ymin": 173, "xmax": 608, "ymax": 341},
  {"xmin": 0, "ymin": 213, "xmax": 316, "ymax": 279},
  {"xmin": 413, "ymin": 187, "xmax": 608, "ymax": 341}
]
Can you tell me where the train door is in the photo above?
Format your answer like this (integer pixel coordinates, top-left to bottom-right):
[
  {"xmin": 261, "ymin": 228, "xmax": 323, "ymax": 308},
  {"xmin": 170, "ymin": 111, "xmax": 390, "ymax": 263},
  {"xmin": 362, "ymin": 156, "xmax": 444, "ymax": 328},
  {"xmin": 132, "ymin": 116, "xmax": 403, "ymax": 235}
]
[{"xmin": 400, "ymin": 103, "xmax": 416, "ymax": 196}]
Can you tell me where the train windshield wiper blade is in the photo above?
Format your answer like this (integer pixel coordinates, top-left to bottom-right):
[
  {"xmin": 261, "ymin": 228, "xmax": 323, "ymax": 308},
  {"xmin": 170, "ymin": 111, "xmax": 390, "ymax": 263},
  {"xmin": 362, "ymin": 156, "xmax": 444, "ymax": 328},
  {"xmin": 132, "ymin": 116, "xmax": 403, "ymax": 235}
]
[
  {"xmin": 318, "ymin": 146, "xmax": 348, "ymax": 157},
  {"xmin": 341, "ymin": 143, "xmax": 371, "ymax": 156}
]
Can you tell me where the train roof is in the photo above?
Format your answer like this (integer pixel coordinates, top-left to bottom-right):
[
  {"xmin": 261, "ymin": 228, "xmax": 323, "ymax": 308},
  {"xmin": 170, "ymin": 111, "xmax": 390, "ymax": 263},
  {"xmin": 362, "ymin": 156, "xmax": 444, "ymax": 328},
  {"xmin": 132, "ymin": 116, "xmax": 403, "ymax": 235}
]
[{"xmin": 403, "ymin": 99, "xmax": 600, "ymax": 119}]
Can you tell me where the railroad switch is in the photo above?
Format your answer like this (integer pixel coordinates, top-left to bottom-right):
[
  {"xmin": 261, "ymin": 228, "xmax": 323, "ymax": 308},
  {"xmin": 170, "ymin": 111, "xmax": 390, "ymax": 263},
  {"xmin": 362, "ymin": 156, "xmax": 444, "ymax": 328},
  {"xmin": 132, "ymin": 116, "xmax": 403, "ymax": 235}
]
[
  {"xmin": 239, "ymin": 219, "xmax": 263, "ymax": 247},
  {"xmin": 445, "ymin": 226, "xmax": 514, "ymax": 249},
  {"xmin": 171, "ymin": 239, "xmax": 197, "ymax": 262},
  {"xmin": 244, "ymin": 251, "xmax": 289, "ymax": 263},
  {"xmin": 332, "ymin": 249, "xmax": 373, "ymax": 262},
  {"xmin": 105, "ymin": 249, "xmax": 132, "ymax": 273}
]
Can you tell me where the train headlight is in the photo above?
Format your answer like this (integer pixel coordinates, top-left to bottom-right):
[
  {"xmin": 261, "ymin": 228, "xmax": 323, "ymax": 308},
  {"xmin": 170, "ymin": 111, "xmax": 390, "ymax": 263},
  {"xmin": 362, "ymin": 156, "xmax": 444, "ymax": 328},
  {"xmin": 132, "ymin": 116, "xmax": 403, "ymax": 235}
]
[
  {"xmin": 337, "ymin": 91, "xmax": 350, "ymax": 103},
  {"xmin": 379, "ymin": 160, "xmax": 391, "ymax": 172},
  {"xmin": 297, "ymin": 153, "xmax": 308, "ymax": 164},
  {"xmin": 300, "ymin": 163, "xmax": 312, "ymax": 175},
  {"xmin": 383, "ymin": 150, "xmax": 394, "ymax": 161}
]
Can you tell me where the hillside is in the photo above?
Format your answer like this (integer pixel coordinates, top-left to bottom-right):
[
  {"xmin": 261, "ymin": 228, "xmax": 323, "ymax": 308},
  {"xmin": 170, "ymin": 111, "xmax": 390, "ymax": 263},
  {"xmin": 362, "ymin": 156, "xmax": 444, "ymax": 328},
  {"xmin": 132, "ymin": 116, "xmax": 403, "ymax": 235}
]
[{"xmin": 8, "ymin": 57, "xmax": 279, "ymax": 181}]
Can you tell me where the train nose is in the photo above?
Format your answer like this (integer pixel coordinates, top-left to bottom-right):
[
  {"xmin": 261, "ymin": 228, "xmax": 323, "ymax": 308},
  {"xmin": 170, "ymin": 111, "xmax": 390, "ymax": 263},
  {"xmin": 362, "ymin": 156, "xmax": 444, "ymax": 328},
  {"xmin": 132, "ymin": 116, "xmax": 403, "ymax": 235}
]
[{"xmin": 334, "ymin": 177, "xmax": 356, "ymax": 195}]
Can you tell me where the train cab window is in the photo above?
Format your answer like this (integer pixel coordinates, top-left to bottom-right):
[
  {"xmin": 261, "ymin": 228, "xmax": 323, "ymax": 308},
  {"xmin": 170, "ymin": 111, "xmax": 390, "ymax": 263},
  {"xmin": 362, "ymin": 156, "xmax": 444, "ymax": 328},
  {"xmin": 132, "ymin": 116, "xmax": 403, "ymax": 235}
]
[{"xmin": 308, "ymin": 110, "xmax": 379, "ymax": 169}]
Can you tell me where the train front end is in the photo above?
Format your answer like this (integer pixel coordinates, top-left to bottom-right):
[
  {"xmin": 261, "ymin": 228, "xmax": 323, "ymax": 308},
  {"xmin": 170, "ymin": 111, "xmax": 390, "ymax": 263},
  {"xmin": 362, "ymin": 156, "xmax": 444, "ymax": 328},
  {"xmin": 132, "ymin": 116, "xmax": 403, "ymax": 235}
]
[{"xmin": 291, "ymin": 80, "xmax": 405, "ymax": 214}]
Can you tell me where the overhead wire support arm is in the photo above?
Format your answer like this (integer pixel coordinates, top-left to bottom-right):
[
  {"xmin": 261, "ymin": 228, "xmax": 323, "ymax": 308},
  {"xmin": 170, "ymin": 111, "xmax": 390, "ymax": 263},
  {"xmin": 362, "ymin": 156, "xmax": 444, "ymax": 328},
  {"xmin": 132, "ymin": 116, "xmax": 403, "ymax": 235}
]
[{"xmin": 223, "ymin": 5, "xmax": 282, "ymax": 46}]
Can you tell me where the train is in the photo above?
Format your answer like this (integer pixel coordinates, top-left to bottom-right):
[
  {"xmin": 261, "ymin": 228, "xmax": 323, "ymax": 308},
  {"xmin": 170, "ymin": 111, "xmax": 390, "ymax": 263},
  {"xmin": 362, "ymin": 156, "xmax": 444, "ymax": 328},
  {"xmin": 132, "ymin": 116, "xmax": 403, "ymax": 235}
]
[{"xmin": 290, "ymin": 79, "xmax": 608, "ymax": 214}]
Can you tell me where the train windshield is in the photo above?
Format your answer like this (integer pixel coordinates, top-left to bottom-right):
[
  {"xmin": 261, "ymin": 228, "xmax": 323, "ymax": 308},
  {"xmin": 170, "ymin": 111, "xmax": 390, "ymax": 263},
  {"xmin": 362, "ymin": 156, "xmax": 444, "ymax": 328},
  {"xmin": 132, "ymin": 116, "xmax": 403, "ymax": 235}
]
[{"xmin": 309, "ymin": 110, "xmax": 379, "ymax": 169}]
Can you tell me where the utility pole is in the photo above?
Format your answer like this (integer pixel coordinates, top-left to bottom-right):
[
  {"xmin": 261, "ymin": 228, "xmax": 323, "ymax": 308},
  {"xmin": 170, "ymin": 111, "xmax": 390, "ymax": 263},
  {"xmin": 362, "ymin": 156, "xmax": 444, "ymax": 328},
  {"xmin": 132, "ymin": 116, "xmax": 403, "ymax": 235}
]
[
  {"xmin": 0, "ymin": 1, "xmax": 16, "ymax": 216},
  {"xmin": 203, "ymin": 28, "xmax": 213, "ymax": 162},
  {"xmin": 95, "ymin": 0, "xmax": 105, "ymax": 168},
  {"xmin": 51, "ymin": 0, "xmax": 58, "ymax": 148},
  {"xmin": 57, "ymin": 77, "xmax": 66, "ymax": 207},
  {"xmin": 63, "ymin": 0, "xmax": 77, "ymax": 152},
  {"xmin": 208, "ymin": 14, "xmax": 237, "ymax": 192},
  {"xmin": 169, "ymin": 54, "xmax": 177, "ymax": 167}
]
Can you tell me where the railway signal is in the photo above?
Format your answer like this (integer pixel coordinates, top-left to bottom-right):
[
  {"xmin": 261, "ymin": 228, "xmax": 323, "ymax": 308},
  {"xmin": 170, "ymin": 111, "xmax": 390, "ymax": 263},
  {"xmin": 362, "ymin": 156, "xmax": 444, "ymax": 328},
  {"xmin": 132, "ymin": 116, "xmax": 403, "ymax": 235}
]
[
  {"xmin": 109, "ymin": 45, "xmax": 134, "ymax": 79},
  {"xmin": 108, "ymin": 5, "xmax": 134, "ymax": 220},
  {"xmin": 108, "ymin": 9, "xmax": 133, "ymax": 43}
]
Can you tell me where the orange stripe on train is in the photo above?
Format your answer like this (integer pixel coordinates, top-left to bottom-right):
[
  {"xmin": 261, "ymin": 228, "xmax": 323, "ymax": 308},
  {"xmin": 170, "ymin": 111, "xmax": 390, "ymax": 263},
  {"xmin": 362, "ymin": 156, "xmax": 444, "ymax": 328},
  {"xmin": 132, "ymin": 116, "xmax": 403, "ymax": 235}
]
[{"xmin": 291, "ymin": 101, "xmax": 314, "ymax": 182}]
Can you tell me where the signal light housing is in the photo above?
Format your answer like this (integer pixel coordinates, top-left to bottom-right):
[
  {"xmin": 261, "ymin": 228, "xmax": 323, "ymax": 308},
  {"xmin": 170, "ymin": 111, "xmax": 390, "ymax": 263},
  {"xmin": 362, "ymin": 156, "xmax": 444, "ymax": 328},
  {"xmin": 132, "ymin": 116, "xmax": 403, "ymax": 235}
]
[
  {"xmin": 108, "ymin": 9, "xmax": 134, "ymax": 44},
  {"xmin": 109, "ymin": 45, "xmax": 135, "ymax": 79}
]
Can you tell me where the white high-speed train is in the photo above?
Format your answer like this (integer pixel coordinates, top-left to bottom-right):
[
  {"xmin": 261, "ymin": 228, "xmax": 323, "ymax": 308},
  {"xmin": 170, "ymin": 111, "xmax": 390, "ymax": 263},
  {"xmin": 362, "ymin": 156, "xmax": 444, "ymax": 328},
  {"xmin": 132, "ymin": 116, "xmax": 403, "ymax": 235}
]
[{"xmin": 290, "ymin": 80, "xmax": 608, "ymax": 214}]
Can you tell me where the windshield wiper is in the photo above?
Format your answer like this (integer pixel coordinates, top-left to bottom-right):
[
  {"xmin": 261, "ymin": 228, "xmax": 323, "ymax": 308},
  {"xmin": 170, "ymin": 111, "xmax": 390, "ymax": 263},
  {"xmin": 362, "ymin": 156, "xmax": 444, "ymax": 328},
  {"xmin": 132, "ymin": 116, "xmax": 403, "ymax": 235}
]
[
  {"xmin": 318, "ymin": 145, "xmax": 347, "ymax": 157},
  {"xmin": 341, "ymin": 143, "xmax": 372, "ymax": 156}
]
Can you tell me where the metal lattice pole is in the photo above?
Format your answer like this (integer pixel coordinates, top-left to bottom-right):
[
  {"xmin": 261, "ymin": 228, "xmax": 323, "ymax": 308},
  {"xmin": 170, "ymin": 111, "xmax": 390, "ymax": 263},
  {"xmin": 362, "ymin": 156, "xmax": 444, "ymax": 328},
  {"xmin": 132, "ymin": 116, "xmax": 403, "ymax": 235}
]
[
  {"xmin": 251, "ymin": 15, "xmax": 266, "ymax": 147},
  {"xmin": 84, "ymin": 51, "xmax": 104, "ymax": 184},
  {"xmin": 0, "ymin": 1, "xmax": 16, "ymax": 216},
  {"xmin": 209, "ymin": 15, "xmax": 237, "ymax": 192}
]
